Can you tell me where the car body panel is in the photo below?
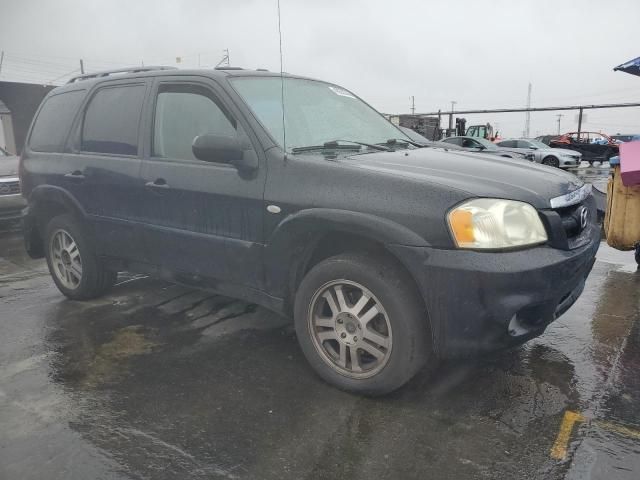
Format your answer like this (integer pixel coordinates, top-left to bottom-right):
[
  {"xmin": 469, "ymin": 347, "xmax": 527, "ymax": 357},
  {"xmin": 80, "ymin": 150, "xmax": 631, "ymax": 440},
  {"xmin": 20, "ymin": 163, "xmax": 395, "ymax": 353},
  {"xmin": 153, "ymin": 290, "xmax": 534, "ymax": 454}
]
[{"xmin": 0, "ymin": 148, "xmax": 26, "ymax": 221}]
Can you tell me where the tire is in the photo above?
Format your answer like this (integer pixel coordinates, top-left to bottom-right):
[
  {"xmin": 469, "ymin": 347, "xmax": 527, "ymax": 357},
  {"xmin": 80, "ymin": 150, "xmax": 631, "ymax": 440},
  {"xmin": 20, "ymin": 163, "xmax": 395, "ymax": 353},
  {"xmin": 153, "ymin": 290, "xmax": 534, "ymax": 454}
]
[
  {"xmin": 635, "ymin": 244, "xmax": 640, "ymax": 267},
  {"xmin": 294, "ymin": 253, "xmax": 432, "ymax": 395},
  {"xmin": 45, "ymin": 214, "xmax": 115, "ymax": 300},
  {"xmin": 542, "ymin": 156, "xmax": 560, "ymax": 168}
]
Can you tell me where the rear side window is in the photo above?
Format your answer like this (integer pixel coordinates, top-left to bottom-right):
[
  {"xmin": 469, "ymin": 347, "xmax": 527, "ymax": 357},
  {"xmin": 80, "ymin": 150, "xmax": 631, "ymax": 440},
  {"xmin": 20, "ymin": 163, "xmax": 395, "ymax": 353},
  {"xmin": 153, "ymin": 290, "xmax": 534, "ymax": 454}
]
[
  {"xmin": 81, "ymin": 85, "xmax": 145, "ymax": 155},
  {"xmin": 29, "ymin": 90, "xmax": 84, "ymax": 152}
]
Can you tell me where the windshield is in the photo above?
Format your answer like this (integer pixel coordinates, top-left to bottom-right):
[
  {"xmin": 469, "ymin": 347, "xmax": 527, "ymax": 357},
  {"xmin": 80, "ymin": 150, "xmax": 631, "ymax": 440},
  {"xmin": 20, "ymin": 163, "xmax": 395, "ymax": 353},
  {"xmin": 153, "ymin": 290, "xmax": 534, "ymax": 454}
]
[
  {"xmin": 528, "ymin": 140, "xmax": 548, "ymax": 149},
  {"xmin": 230, "ymin": 77, "xmax": 408, "ymax": 152}
]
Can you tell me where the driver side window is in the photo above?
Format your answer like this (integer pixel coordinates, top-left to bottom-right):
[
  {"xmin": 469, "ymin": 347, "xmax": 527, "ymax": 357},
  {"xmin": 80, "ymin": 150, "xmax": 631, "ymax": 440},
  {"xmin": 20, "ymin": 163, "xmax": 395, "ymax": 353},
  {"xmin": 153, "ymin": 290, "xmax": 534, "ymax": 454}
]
[{"xmin": 153, "ymin": 84, "xmax": 238, "ymax": 161}]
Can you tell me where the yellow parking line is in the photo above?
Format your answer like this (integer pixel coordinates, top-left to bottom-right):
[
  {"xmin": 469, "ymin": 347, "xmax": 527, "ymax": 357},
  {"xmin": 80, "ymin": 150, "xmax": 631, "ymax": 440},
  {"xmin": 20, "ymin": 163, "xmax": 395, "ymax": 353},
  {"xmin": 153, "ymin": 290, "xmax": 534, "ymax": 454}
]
[
  {"xmin": 550, "ymin": 410, "xmax": 585, "ymax": 460},
  {"xmin": 551, "ymin": 411, "xmax": 640, "ymax": 460},
  {"xmin": 594, "ymin": 420, "xmax": 640, "ymax": 440}
]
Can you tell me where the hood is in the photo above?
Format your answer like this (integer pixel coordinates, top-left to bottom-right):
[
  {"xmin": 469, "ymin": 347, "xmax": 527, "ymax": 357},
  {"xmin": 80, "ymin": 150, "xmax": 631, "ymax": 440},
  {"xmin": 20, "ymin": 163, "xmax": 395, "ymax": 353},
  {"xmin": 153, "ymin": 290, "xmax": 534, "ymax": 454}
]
[
  {"xmin": 0, "ymin": 154, "xmax": 19, "ymax": 177},
  {"xmin": 343, "ymin": 148, "xmax": 583, "ymax": 209}
]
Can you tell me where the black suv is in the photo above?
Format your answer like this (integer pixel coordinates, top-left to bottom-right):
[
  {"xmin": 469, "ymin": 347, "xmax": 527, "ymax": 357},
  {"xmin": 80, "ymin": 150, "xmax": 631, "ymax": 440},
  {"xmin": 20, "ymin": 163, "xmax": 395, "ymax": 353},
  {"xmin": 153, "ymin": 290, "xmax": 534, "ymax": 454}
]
[{"xmin": 20, "ymin": 67, "xmax": 599, "ymax": 394}]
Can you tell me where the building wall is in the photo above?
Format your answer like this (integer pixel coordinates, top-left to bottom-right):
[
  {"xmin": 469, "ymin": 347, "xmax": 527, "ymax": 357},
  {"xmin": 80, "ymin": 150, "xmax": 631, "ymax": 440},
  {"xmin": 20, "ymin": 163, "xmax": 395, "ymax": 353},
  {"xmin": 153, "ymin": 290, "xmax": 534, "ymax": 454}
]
[{"xmin": 0, "ymin": 81, "xmax": 55, "ymax": 154}]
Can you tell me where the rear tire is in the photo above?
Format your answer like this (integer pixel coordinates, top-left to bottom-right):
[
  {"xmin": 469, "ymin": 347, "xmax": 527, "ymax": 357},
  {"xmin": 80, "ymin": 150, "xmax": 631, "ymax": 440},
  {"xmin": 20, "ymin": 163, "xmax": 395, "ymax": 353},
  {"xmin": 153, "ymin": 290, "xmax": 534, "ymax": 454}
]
[
  {"xmin": 294, "ymin": 253, "xmax": 432, "ymax": 395},
  {"xmin": 45, "ymin": 214, "xmax": 115, "ymax": 300}
]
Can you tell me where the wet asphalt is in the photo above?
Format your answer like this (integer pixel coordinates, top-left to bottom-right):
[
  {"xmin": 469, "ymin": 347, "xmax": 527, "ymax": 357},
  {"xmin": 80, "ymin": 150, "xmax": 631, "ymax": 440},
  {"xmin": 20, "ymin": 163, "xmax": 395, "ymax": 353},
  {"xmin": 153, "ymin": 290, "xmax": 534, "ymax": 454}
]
[{"xmin": 1, "ymin": 163, "xmax": 639, "ymax": 480}]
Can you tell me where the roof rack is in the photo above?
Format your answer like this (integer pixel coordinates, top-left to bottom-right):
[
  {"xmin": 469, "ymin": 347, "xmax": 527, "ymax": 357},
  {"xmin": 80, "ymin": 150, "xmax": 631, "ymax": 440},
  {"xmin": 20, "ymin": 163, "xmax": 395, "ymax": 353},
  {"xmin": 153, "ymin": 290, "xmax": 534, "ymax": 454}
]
[{"xmin": 67, "ymin": 66, "xmax": 178, "ymax": 84}]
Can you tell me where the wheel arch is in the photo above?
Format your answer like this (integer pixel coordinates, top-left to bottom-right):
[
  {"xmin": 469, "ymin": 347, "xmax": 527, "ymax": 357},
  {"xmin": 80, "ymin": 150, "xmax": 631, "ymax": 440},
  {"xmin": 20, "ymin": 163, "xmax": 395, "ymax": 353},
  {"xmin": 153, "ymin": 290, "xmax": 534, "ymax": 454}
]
[
  {"xmin": 24, "ymin": 186, "xmax": 87, "ymax": 258},
  {"xmin": 263, "ymin": 208, "xmax": 429, "ymax": 314}
]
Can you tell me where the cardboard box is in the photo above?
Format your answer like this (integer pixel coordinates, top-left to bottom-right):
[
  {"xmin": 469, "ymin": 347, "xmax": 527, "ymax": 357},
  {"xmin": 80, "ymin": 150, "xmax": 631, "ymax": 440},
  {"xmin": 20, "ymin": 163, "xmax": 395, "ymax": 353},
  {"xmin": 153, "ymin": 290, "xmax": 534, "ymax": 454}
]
[
  {"xmin": 605, "ymin": 166, "xmax": 640, "ymax": 250},
  {"xmin": 620, "ymin": 141, "xmax": 640, "ymax": 186}
]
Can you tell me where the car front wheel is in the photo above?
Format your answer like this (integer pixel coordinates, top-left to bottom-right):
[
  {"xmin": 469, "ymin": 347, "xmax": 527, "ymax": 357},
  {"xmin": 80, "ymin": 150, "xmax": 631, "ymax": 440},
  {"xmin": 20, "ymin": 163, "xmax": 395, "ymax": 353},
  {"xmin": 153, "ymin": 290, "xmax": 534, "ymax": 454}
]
[{"xmin": 294, "ymin": 253, "xmax": 431, "ymax": 395}]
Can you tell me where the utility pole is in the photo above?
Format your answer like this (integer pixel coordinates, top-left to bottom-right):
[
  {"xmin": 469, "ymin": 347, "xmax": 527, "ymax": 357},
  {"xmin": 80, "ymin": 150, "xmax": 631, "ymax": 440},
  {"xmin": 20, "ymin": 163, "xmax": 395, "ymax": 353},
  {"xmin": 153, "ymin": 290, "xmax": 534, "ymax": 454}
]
[
  {"xmin": 410, "ymin": 96, "xmax": 415, "ymax": 115},
  {"xmin": 79, "ymin": 59, "xmax": 85, "ymax": 74},
  {"xmin": 556, "ymin": 114, "xmax": 563, "ymax": 135},
  {"xmin": 524, "ymin": 83, "xmax": 532, "ymax": 138},
  {"xmin": 215, "ymin": 49, "xmax": 230, "ymax": 68},
  {"xmin": 449, "ymin": 100, "xmax": 457, "ymax": 132}
]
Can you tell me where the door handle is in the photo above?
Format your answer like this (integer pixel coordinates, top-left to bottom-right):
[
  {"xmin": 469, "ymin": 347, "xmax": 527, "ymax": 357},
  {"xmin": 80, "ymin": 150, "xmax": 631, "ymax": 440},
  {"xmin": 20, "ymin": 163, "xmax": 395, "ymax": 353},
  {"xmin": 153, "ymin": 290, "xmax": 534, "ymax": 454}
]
[
  {"xmin": 64, "ymin": 171, "xmax": 85, "ymax": 180},
  {"xmin": 145, "ymin": 179, "xmax": 170, "ymax": 189}
]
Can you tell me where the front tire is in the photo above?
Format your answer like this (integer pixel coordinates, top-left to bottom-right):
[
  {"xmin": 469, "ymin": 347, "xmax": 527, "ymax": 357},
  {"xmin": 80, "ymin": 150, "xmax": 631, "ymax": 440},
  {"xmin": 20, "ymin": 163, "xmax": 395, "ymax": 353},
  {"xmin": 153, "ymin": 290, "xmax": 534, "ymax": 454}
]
[
  {"xmin": 542, "ymin": 156, "xmax": 560, "ymax": 168},
  {"xmin": 294, "ymin": 253, "xmax": 432, "ymax": 395},
  {"xmin": 45, "ymin": 214, "xmax": 116, "ymax": 300}
]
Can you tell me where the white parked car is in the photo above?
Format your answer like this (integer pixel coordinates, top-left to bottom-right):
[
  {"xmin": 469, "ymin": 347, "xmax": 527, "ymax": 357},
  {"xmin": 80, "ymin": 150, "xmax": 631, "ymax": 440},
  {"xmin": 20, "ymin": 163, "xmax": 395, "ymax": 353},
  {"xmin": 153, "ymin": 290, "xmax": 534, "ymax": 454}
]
[{"xmin": 497, "ymin": 139, "xmax": 581, "ymax": 168}]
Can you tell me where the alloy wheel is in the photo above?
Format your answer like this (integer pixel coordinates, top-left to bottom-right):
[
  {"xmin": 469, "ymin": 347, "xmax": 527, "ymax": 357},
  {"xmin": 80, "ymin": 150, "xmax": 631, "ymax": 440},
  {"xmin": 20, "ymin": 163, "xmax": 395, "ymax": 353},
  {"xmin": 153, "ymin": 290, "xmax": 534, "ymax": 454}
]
[
  {"xmin": 308, "ymin": 280, "xmax": 392, "ymax": 379},
  {"xmin": 50, "ymin": 229, "xmax": 83, "ymax": 289}
]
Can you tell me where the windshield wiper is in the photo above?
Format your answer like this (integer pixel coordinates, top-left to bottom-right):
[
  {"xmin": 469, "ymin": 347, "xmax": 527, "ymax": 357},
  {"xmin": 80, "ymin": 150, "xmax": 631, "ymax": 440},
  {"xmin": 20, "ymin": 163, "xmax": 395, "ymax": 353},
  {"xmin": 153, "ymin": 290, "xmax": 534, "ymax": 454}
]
[
  {"xmin": 291, "ymin": 139, "xmax": 391, "ymax": 154},
  {"xmin": 380, "ymin": 138, "xmax": 422, "ymax": 148}
]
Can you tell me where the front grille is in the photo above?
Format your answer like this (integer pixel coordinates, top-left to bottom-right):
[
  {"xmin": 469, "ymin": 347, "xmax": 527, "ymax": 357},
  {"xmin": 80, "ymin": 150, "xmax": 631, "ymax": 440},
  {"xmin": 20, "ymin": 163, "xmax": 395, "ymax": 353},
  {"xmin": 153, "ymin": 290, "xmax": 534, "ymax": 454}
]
[
  {"xmin": 540, "ymin": 195, "xmax": 596, "ymax": 250},
  {"xmin": 0, "ymin": 179, "xmax": 20, "ymax": 196},
  {"xmin": 556, "ymin": 202, "xmax": 585, "ymax": 239}
]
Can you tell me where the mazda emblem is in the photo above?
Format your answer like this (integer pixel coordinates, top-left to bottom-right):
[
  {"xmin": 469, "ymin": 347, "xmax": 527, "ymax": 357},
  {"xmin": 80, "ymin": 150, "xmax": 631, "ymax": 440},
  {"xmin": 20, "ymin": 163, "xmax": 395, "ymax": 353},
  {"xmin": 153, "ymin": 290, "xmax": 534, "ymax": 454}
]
[
  {"xmin": 579, "ymin": 206, "xmax": 589, "ymax": 230},
  {"xmin": 0, "ymin": 183, "xmax": 10, "ymax": 194}
]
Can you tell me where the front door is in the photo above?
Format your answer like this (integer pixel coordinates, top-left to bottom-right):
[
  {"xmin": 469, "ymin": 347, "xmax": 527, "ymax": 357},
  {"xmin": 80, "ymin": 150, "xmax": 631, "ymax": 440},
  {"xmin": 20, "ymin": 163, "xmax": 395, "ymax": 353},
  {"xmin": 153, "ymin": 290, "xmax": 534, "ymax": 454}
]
[{"xmin": 138, "ymin": 78, "xmax": 266, "ymax": 288}]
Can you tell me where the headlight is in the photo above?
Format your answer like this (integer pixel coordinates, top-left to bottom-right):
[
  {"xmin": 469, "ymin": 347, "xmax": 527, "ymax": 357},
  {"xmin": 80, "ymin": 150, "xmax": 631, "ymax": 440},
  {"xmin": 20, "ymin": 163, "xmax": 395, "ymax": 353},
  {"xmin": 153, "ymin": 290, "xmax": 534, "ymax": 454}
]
[{"xmin": 448, "ymin": 198, "xmax": 548, "ymax": 249}]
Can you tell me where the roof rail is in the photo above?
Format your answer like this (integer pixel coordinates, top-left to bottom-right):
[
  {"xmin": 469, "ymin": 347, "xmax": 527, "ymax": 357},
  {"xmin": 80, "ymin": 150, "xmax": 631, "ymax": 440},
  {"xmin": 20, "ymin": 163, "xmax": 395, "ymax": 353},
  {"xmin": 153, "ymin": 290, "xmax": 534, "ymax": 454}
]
[
  {"xmin": 67, "ymin": 66, "xmax": 178, "ymax": 84},
  {"xmin": 214, "ymin": 66, "xmax": 244, "ymax": 71}
]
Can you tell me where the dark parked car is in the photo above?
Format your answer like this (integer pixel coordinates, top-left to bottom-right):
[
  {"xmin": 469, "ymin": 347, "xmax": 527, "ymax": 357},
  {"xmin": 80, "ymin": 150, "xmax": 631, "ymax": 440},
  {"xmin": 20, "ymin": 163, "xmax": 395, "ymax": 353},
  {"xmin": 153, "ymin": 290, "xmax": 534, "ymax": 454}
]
[
  {"xmin": 611, "ymin": 134, "xmax": 640, "ymax": 143},
  {"xmin": 538, "ymin": 132, "xmax": 618, "ymax": 165},
  {"xmin": 20, "ymin": 67, "xmax": 599, "ymax": 394},
  {"xmin": 0, "ymin": 146, "xmax": 26, "ymax": 223},
  {"xmin": 441, "ymin": 136, "xmax": 534, "ymax": 160}
]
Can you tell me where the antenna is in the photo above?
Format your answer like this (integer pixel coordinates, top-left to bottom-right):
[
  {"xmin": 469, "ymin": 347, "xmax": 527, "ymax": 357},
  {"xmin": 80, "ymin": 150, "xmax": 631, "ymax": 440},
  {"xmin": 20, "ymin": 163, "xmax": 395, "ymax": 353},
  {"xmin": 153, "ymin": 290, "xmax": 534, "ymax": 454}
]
[{"xmin": 277, "ymin": 0, "xmax": 286, "ymax": 153}]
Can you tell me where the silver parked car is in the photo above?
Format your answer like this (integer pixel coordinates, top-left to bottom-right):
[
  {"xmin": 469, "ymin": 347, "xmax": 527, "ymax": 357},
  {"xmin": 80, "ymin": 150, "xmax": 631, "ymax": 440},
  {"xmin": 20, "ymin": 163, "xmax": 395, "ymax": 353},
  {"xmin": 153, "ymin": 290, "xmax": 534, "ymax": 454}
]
[
  {"xmin": 496, "ymin": 139, "xmax": 581, "ymax": 168},
  {"xmin": 0, "ymin": 147, "xmax": 26, "ymax": 223},
  {"xmin": 440, "ymin": 136, "xmax": 533, "ymax": 161}
]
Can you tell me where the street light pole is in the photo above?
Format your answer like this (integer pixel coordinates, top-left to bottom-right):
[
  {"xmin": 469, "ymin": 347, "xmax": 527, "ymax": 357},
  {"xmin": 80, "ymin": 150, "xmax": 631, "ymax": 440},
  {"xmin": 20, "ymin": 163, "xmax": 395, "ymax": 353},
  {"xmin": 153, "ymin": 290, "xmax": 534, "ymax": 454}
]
[
  {"xmin": 556, "ymin": 114, "xmax": 563, "ymax": 135},
  {"xmin": 449, "ymin": 100, "xmax": 457, "ymax": 132}
]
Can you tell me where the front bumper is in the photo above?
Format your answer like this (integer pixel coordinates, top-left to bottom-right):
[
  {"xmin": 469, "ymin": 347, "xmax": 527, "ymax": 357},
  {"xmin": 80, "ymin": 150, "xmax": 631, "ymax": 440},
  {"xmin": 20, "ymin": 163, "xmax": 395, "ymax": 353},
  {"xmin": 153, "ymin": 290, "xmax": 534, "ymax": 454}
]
[
  {"xmin": 389, "ymin": 223, "xmax": 600, "ymax": 359},
  {"xmin": 0, "ymin": 193, "xmax": 27, "ymax": 221},
  {"xmin": 559, "ymin": 156, "xmax": 580, "ymax": 168}
]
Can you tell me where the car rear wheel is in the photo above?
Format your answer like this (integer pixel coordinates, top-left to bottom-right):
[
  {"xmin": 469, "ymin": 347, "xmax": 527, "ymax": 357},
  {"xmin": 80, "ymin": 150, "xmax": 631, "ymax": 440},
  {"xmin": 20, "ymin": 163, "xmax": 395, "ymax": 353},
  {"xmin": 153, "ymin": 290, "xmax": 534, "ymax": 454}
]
[
  {"xmin": 45, "ymin": 214, "xmax": 116, "ymax": 300},
  {"xmin": 542, "ymin": 156, "xmax": 560, "ymax": 168},
  {"xmin": 294, "ymin": 253, "xmax": 432, "ymax": 395}
]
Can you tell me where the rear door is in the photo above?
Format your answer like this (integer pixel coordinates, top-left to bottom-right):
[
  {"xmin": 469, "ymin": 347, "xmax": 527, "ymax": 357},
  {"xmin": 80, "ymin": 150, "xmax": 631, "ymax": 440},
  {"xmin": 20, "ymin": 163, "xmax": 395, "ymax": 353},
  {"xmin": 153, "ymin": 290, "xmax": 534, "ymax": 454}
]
[
  {"xmin": 138, "ymin": 76, "xmax": 266, "ymax": 288},
  {"xmin": 67, "ymin": 80, "xmax": 150, "ymax": 260}
]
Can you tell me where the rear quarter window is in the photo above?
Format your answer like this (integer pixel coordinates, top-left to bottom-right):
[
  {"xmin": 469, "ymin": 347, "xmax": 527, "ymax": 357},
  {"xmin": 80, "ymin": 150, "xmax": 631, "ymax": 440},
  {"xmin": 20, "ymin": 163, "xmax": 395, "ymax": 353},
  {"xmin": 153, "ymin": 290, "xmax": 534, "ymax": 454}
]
[{"xmin": 29, "ymin": 90, "xmax": 85, "ymax": 152}]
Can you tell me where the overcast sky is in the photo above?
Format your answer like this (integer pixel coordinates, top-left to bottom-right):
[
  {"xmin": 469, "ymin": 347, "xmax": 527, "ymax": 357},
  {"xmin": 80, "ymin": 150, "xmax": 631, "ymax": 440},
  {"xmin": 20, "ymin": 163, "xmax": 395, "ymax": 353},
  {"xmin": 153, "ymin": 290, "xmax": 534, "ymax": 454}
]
[{"xmin": 1, "ymin": 0, "xmax": 639, "ymax": 137}]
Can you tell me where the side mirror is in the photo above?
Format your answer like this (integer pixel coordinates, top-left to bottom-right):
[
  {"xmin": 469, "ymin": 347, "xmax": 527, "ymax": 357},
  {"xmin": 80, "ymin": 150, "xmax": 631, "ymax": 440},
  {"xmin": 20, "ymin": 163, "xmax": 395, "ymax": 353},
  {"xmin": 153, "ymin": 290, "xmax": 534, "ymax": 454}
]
[
  {"xmin": 192, "ymin": 134, "xmax": 258, "ymax": 171},
  {"xmin": 475, "ymin": 145, "xmax": 486, "ymax": 150}
]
